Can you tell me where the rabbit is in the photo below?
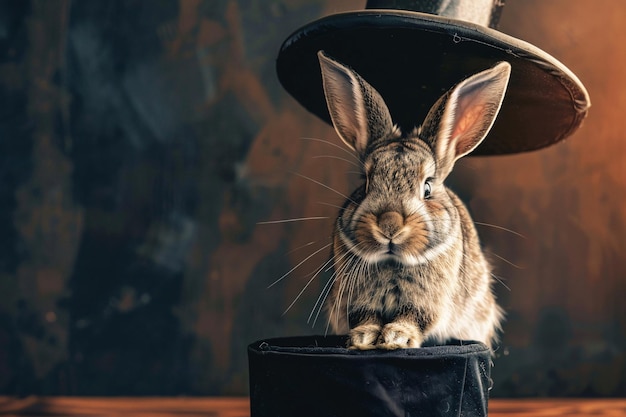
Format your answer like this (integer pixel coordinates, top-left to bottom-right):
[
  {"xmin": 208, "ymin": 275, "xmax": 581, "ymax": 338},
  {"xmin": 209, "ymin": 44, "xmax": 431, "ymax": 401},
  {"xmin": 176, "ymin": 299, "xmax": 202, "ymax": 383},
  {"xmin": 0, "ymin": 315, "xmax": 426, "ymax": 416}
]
[{"xmin": 317, "ymin": 50, "xmax": 509, "ymax": 350}]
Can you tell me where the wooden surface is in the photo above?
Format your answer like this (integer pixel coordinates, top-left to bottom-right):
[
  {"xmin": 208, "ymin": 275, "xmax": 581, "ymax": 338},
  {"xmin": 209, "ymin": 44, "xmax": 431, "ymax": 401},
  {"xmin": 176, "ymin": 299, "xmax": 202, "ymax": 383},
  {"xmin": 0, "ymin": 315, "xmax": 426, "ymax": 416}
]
[{"xmin": 0, "ymin": 397, "xmax": 625, "ymax": 416}]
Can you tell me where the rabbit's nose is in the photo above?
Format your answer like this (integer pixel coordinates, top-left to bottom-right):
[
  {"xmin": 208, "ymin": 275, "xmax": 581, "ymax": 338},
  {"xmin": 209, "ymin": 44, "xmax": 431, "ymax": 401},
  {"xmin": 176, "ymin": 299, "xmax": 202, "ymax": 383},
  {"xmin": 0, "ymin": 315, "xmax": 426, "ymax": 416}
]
[{"xmin": 378, "ymin": 211, "xmax": 404, "ymax": 239}]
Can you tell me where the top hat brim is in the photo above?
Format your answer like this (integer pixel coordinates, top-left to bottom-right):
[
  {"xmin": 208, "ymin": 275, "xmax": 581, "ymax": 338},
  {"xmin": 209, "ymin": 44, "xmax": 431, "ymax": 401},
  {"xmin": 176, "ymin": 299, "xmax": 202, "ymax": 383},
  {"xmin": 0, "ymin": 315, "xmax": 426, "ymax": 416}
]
[{"xmin": 277, "ymin": 10, "xmax": 590, "ymax": 156}]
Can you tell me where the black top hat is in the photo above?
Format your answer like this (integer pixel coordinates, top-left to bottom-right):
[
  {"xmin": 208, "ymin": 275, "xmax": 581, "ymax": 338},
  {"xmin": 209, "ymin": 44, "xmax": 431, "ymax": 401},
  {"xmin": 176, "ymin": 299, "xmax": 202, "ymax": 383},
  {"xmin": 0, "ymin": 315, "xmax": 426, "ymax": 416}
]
[
  {"xmin": 249, "ymin": 336, "xmax": 492, "ymax": 417},
  {"xmin": 277, "ymin": 0, "xmax": 590, "ymax": 155}
]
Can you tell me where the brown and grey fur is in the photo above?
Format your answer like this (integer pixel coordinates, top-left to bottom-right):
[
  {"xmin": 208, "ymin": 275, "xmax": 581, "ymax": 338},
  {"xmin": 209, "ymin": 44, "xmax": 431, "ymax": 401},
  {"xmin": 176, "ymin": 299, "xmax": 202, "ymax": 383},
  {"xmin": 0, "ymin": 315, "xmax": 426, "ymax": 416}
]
[{"xmin": 318, "ymin": 51, "xmax": 510, "ymax": 350}]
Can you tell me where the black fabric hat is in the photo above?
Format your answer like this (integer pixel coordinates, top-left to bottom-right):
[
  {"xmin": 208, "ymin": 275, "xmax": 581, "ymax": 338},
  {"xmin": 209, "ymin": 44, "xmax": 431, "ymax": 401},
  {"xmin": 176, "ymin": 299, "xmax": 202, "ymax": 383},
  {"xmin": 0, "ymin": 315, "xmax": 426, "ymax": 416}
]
[
  {"xmin": 248, "ymin": 336, "xmax": 492, "ymax": 417},
  {"xmin": 277, "ymin": 0, "xmax": 590, "ymax": 155}
]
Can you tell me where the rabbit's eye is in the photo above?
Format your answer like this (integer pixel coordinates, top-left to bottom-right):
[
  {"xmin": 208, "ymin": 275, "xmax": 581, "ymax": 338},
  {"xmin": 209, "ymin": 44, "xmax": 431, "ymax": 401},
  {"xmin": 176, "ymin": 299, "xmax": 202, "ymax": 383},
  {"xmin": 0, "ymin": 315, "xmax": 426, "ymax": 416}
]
[{"xmin": 423, "ymin": 180, "xmax": 433, "ymax": 199}]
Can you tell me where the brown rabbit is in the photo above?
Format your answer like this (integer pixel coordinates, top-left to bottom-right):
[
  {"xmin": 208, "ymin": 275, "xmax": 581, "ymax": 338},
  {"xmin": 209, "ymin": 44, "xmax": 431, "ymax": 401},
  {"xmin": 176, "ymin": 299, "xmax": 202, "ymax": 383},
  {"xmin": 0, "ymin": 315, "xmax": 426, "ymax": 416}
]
[{"xmin": 318, "ymin": 50, "xmax": 509, "ymax": 350}]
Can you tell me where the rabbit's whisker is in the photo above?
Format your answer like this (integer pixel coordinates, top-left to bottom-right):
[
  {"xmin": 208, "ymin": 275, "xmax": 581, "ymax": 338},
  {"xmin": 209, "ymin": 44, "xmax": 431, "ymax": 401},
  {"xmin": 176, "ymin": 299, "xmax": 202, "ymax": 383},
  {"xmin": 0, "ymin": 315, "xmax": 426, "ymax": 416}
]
[
  {"xmin": 309, "ymin": 271, "xmax": 337, "ymax": 325},
  {"xmin": 292, "ymin": 172, "xmax": 358, "ymax": 205},
  {"xmin": 313, "ymin": 154, "xmax": 361, "ymax": 169},
  {"xmin": 346, "ymin": 257, "xmax": 363, "ymax": 328},
  {"xmin": 474, "ymin": 221, "xmax": 526, "ymax": 239},
  {"xmin": 317, "ymin": 201, "xmax": 346, "ymax": 210},
  {"xmin": 309, "ymin": 240, "xmax": 358, "ymax": 325},
  {"xmin": 287, "ymin": 241, "xmax": 318, "ymax": 255},
  {"xmin": 301, "ymin": 136, "xmax": 363, "ymax": 166},
  {"xmin": 324, "ymin": 244, "xmax": 360, "ymax": 331},
  {"xmin": 485, "ymin": 249, "xmax": 524, "ymax": 270},
  {"xmin": 282, "ymin": 256, "xmax": 335, "ymax": 316},
  {"xmin": 491, "ymin": 273, "xmax": 511, "ymax": 291},
  {"xmin": 257, "ymin": 216, "xmax": 329, "ymax": 225},
  {"xmin": 267, "ymin": 243, "xmax": 332, "ymax": 289},
  {"xmin": 335, "ymin": 242, "xmax": 369, "ymax": 328},
  {"xmin": 331, "ymin": 269, "xmax": 347, "ymax": 332}
]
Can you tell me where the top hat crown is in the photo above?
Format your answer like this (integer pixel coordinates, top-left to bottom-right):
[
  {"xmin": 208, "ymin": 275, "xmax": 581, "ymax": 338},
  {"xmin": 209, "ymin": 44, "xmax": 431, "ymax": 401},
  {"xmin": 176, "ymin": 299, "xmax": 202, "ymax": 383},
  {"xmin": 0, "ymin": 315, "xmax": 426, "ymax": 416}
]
[{"xmin": 277, "ymin": 0, "xmax": 590, "ymax": 155}]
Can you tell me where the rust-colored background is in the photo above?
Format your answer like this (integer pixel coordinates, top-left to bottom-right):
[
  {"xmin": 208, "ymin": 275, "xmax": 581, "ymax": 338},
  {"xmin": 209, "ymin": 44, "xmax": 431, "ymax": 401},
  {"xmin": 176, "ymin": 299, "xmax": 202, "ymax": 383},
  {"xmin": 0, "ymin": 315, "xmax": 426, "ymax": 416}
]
[{"xmin": 0, "ymin": 0, "xmax": 623, "ymax": 396}]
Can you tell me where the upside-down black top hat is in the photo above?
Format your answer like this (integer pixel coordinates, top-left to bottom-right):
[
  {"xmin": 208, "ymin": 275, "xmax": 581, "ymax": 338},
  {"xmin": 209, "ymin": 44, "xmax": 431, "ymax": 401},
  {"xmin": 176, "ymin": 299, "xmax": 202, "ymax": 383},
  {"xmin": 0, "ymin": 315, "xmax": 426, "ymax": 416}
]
[
  {"xmin": 277, "ymin": 0, "xmax": 590, "ymax": 155},
  {"xmin": 249, "ymin": 336, "xmax": 492, "ymax": 417}
]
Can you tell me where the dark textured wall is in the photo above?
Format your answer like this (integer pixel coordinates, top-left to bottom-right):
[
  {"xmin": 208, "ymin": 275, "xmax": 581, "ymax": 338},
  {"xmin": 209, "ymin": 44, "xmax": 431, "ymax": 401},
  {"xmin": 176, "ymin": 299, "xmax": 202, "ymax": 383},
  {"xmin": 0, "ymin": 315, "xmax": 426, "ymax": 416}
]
[{"xmin": 0, "ymin": 0, "xmax": 624, "ymax": 396}]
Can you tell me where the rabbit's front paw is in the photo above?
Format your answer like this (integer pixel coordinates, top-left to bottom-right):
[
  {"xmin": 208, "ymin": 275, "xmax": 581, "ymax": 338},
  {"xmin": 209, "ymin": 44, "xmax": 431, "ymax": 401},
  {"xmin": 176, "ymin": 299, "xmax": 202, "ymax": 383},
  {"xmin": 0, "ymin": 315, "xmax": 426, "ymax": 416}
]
[
  {"xmin": 376, "ymin": 321, "xmax": 422, "ymax": 349},
  {"xmin": 348, "ymin": 323, "xmax": 381, "ymax": 350}
]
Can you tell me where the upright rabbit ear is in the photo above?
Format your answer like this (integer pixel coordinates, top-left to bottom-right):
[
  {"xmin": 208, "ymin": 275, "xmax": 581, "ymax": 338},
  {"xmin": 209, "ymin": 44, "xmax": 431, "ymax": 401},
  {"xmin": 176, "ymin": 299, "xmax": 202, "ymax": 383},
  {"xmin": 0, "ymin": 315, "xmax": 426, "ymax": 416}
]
[
  {"xmin": 318, "ymin": 51, "xmax": 396, "ymax": 157},
  {"xmin": 421, "ymin": 62, "xmax": 511, "ymax": 178}
]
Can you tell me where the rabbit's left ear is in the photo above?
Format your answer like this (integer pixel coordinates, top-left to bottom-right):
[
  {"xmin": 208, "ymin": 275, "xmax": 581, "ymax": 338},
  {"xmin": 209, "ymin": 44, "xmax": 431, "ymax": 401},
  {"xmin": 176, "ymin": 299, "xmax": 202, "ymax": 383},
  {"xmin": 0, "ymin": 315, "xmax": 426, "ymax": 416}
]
[
  {"xmin": 422, "ymin": 62, "xmax": 511, "ymax": 178},
  {"xmin": 318, "ymin": 50, "xmax": 396, "ymax": 158}
]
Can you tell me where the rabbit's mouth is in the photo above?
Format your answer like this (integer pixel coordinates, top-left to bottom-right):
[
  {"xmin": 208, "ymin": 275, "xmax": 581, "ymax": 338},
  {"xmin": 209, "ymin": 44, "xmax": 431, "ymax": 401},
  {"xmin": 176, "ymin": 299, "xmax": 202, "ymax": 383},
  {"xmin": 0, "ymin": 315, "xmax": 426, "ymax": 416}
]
[
  {"xmin": 385, "ymin": 241, "xmax": 398, "ymax": 255},
  {"xmin": 384, "ymin": 242, "xmax": 412, "ymax": 260},
  {"xmin": 365, "ymin": 230, "xmax": 454, "ymax": 267},
  {"xmin": 363, "ymin": 242, "xmax": 422, "ymax": 266},
  {"xmin": 342, "ymin": 234, "xmax": 435, "ymax": 267}
]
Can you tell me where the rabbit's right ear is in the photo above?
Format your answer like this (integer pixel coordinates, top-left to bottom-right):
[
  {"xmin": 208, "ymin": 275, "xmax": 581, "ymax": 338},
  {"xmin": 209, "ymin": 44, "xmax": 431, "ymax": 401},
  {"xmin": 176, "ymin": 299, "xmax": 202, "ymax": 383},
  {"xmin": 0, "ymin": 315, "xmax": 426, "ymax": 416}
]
[
  {"xmin": 318, "ymin": 51, "xmax": 396, "ymax": 157},
  {"xmin": 421, "ymin": 62, "xmax": 511, "ymax": 179}
]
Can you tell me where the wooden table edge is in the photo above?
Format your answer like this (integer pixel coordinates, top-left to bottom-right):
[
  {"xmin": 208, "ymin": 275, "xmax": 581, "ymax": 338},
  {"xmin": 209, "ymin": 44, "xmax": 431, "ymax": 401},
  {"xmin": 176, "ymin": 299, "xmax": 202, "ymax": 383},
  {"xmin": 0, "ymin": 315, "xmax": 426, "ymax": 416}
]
[{"xmin": 0, "ymin": 396, "xmax": 625, "ymax": 416}]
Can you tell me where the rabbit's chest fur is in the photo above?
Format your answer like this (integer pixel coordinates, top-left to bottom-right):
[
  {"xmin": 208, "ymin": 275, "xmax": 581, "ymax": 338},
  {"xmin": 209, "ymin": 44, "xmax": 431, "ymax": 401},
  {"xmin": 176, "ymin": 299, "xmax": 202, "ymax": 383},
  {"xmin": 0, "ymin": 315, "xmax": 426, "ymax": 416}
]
[{"xmin": 351, "ymin": 237, "xmax": 461, "ymax": 315}]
